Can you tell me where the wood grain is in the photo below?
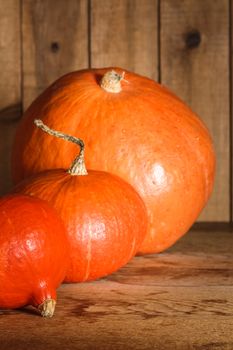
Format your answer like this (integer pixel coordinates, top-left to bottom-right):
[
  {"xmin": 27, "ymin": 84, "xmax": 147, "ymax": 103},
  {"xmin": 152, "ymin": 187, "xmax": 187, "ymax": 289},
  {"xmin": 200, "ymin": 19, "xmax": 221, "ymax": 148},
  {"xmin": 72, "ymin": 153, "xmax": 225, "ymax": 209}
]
[
  {"xmin": 91, "ymin": 0, "xmax": 158, "ymax": 80},
  {"xmin": 0, "ymin": 230, "xmax": 233, "ymax": 350},
  {"xmin": 22, "ymin": 0, "xmax": 89, "ymax": 109},
  {"xmin": 0, "ymin": 0, "xmax": 21, "ymax": 194},
  {"xmin": 160, "ymin": 0, "xmax": 230, "ymax": 222},
  {"xmin": 231, "ymin": 2, "xmax": 233, "ymax": 223},
  {"xmin": 0, "ymin": 0, "xmax": 21, "ymax": 118},
  {"xmin": 1, "ymin": 285, "xmax": 232, "ymax": 350}
]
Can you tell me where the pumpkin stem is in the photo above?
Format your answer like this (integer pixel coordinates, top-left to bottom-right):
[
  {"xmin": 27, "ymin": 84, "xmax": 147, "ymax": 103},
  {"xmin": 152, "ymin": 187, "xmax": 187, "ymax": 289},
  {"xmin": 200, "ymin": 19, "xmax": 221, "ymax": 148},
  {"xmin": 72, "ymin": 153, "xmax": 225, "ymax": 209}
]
[
  {"xmin": 34, "ymin": 119, "xmax": 88, "ymax": 176},
  {"xmin": 38, "ymin": 298, "xmax": 56, "ymax": 318},
  {"xmin": 100, "ymin": 70, "xmax": 126, "ymax": 93}
]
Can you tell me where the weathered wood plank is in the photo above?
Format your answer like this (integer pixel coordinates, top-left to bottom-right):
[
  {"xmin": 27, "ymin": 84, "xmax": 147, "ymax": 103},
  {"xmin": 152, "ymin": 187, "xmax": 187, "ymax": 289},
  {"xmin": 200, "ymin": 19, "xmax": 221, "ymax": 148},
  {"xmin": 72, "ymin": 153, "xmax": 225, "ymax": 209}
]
[
  {"xmin": 0, "ymin": 230, "xmax": 233, "ymax": 349},
  {"xmin": 1, "ymin": 284, "xmax": 233, "ymax": 350},
  {"xmin": 231, "ymin": 2, "xmax": 233, "ymax": 223},
  {"xmin": 107, "ymin": 230, "xmax": 233, "ymax": 287},
  {"xmin": 0, "ymin": 0, "xmax": 21, "ymax": 194},
  {"xmin": 160, "ymin": 0, "xmax": 230, "ymax": 222},
  {"xmin": 0, "ymin": 0, "xmax": 21, "ymax": 118},
  {"xmin": 91, "ymin": 0, "xmax": 158, "ymax": 80},
  {"xmin": 22, "ymin": 0, "xmax": 89, "ymax": 109}
]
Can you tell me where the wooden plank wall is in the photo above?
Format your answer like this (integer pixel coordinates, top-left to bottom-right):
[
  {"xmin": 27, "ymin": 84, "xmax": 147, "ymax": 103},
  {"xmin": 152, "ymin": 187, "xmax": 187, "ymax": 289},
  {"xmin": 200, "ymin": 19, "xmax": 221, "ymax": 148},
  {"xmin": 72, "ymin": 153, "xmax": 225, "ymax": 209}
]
[
  {"xmin": 0, "ymin": 0, "xmax": 231, "ymax": 224},
  {"xmin": 0, "ymin": 0, "xmax": 21, "ymax": 194},
  {"xmin": 160, "ymin": 0, "xmax": 230, "ymax": 222}
]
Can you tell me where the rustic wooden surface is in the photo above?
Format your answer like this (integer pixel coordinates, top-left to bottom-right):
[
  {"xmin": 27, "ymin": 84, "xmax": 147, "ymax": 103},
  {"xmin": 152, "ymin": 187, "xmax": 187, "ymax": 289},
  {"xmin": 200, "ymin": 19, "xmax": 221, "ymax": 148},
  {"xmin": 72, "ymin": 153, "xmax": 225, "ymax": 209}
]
[
  {"xmin": 0, "ymin": 229, "xmax": 233, "ymax": 350},
  {"xmin": 91, "ymin": 0, "xmax": 158, "ymax": 80},
  {"xmin": 0, "ymin": 0, "xmax": 21, "ymax": 115},
  {"xmin": 160, "ymin": 0, "xmax": 230, "ymax": 222},
  {"xmin": 22, "ymin": 0, "xmax": 89, "ymax": 109},
  {"xmin": 0, "ymin": 0, "xmax": 21, "ymax": 194}
]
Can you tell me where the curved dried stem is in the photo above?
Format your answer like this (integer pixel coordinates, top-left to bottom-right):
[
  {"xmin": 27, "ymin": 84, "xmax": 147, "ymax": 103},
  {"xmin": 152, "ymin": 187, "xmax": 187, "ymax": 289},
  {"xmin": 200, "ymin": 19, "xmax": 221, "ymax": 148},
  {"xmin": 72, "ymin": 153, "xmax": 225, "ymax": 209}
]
[{"xmin": 34, "ymin": 119, "xmax": 88, "ymax": 175}]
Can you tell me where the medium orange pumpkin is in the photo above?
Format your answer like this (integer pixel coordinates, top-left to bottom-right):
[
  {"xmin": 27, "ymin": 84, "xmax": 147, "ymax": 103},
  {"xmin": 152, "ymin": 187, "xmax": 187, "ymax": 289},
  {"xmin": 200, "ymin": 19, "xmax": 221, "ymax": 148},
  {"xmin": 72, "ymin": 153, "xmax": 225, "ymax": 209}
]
[
  {"xmin": 14, "ymin": 120, "xmax": 148, "ymax": 282},
  {"xmin": 0, "ymin": 194, "xmax": 69, "ymax": 317},
  {"xmin": 12, "ymin": 68, "xmax": 216, "ymax": 254}
]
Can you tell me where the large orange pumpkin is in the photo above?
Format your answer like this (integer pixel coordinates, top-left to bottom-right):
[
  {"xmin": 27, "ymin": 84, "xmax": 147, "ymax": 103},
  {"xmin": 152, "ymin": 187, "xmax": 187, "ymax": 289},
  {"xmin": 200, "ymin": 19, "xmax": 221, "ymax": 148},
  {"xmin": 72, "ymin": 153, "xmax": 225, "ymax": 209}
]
[{"xmin": 12, "ymin": 68, "xmax": 216, "ymax": 254}]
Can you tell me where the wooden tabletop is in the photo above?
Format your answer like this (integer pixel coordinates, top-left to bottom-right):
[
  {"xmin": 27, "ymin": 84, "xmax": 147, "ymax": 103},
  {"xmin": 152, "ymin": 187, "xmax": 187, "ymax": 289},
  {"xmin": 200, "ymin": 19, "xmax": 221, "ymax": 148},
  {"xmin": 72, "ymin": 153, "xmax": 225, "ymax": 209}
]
[{"xmin": 0, "ymin": 228, "xmax": 233, "ymax": 350}]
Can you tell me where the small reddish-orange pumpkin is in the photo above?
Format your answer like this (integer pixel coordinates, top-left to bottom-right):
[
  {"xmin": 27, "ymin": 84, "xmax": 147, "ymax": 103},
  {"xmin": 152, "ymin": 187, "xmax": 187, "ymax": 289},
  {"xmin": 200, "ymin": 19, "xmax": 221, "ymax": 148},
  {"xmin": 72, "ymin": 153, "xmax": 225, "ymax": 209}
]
[
  {"xmin": 14, "ymin": 120, "xmax": 148, "ymax": 282},
  {"xmin": 12, "ymin": 68, "xmax": 216, "ymax": 254},
  {"xmin": 0, "ymin": 194, "xmax": 69, "ymax": 317}
]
